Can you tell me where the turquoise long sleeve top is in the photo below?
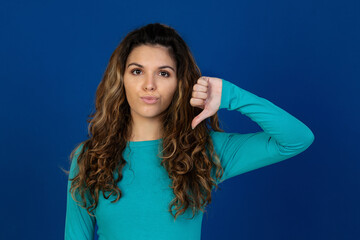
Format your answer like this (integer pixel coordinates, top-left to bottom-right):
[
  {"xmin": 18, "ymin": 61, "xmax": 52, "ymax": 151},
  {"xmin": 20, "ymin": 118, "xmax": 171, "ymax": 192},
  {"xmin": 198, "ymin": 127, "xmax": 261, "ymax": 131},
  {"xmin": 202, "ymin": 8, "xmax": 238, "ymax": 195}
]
[{"xmin": 64, "ymin": 79, "xmax": 315, "ymax": 240}]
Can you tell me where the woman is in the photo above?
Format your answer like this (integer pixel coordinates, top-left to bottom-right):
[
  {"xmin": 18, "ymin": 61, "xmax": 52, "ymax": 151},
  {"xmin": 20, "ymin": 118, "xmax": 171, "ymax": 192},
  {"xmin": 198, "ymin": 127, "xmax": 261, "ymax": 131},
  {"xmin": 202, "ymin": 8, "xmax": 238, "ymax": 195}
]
[{"xmin": 64, "ymin": 23, "xmax": 315, "ymax": 239}]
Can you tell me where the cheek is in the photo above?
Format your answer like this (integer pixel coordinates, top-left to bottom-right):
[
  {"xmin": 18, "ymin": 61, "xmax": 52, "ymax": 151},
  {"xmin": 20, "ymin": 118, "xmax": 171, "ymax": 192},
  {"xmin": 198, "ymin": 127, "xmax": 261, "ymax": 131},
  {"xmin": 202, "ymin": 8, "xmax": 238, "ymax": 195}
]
[
  {"xmin": 124, "ymin": 89, "xmax": 137, "ymax": 109},
  {"xmin": 163, "ymin": 86, "xmax": 177, "ymax": 104},
  {"xmin": 124, "ymin": 82, "xmax": 136, "ymax": 99},
  {"xmin": 166, "ymin": 81, "xmax": 178, "ymax": 97}
]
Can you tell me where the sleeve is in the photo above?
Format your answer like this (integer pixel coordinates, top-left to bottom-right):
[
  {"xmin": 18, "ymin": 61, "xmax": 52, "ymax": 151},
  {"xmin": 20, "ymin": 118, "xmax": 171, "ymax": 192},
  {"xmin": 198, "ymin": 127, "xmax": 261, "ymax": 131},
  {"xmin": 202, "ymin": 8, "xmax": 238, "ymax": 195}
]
[
  {"xmin": 210, "ymin": 79, "xmax": 315, "ymax": 184},
  {"xmin": 64, "ymin": 143, "xmax": 96, "ymax": 240}
]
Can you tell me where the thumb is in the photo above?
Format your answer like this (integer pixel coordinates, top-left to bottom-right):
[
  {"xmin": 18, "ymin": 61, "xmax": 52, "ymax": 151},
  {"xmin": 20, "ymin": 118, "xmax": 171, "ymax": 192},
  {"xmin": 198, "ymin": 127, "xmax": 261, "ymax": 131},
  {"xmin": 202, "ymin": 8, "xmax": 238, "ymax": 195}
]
[{"xmin": 191, "ymin": 109, "xmax": 210, "ymax": 129}]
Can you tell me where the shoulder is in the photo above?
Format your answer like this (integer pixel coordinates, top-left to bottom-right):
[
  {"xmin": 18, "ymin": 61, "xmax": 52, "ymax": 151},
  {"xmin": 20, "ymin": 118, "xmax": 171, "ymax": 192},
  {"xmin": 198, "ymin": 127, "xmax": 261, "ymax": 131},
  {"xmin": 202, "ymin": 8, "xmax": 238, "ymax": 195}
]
[
  {"xmin": 209, "ymin": 130, "xmax": 263, "ymax": 154},
  {"xmin": 209, "ymin": 130, "xmax": 253, "ymax": 145},
  {"xmin": 69, "ymin": 142, "xmax": 86, "ymax": 177},
  {"xmin": 208, "ymin": 130, "xmax": 233, "ymax": 155}
]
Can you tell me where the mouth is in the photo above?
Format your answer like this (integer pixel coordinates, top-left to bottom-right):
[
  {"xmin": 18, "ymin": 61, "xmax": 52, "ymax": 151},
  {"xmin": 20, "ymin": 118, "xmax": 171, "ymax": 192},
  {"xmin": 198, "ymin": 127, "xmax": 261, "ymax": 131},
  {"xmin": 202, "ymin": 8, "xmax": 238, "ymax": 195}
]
[{"xmin": 141, "ymin": 97, "xmax": 159, "ymax": 104}]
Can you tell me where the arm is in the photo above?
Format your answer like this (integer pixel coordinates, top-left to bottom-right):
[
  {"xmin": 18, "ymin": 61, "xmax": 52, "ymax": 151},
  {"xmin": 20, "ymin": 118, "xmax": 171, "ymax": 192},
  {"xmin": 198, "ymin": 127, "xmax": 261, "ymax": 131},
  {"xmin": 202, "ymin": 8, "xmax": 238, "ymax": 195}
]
[
  {"xmin": 64, "ymin": 143, "xmax": 96, "ymax": 240},
  {"xmin": 211, "ymin": 79, "xmax": 315, "ymax": 183}
]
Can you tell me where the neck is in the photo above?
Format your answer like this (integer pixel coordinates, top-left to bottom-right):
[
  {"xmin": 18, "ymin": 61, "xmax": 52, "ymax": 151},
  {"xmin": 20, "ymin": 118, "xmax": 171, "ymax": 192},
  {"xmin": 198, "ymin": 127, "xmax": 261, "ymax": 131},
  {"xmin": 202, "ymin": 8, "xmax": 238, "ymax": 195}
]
[{"xmin": 128, "ymin": 116, "xmax": 163, "ymax": 142}]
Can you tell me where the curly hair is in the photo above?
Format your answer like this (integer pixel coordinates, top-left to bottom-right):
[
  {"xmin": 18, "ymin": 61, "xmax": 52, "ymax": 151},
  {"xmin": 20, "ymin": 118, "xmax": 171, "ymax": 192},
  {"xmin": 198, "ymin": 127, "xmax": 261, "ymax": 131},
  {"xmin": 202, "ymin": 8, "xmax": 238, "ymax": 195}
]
[{"xmin": 63, "ymin": 22, "xmax": 225, "ymax": 221}]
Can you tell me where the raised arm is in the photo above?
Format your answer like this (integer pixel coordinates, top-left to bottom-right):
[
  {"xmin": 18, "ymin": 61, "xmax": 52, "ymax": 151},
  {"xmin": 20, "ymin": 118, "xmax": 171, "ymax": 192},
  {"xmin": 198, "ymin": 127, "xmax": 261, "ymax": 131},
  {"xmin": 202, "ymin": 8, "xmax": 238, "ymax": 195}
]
[
  {"xmin": 64, "ymin": 144, "xmax": 96, "ymax": 240},
  {"xmin": 210, "ymin": 79, "xmax": 315, "ymax": 183}
]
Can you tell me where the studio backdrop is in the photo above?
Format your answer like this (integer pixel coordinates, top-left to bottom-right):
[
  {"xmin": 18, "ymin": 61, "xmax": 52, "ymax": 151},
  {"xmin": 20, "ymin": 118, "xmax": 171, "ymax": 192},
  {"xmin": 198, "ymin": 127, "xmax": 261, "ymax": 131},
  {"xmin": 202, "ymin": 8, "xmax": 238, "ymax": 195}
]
[{"xmin": 1, "ymin": 0, "xmax": 359, "ymax": 239}]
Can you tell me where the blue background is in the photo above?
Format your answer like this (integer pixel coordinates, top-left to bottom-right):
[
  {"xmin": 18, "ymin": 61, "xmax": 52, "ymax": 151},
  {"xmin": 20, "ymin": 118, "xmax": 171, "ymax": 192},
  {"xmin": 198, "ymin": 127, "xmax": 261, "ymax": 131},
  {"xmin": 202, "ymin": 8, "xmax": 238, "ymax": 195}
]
[{"xmin": 1, "ymin": 0, "xmax": 359, "ymax": 239}]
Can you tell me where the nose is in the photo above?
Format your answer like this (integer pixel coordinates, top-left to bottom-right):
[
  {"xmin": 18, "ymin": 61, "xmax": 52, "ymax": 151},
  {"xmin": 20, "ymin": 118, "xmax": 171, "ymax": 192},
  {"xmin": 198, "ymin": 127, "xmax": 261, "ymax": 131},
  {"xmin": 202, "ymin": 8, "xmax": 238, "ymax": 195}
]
[{"xmin": 143, "ymin": 74, "xmax": 157, "ymax": 91}]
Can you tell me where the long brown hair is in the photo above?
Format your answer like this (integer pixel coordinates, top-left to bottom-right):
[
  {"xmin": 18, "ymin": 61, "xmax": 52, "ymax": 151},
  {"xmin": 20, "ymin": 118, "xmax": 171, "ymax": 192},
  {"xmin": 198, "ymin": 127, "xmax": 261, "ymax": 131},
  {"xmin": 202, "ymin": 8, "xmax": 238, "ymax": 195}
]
[{"xmin": 64, "ymin": 22, "xmax": 225, "ymax": 221}]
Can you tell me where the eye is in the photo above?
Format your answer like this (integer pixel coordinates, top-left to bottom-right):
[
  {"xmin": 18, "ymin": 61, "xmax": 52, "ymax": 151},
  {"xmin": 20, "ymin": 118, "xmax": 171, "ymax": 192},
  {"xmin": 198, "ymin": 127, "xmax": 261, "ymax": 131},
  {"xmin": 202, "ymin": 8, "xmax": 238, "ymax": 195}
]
[
  {"xmin": 130, "ymin": 69, "xmax": 170, "ymax": 77},
  {"xmin": 131, "ymin": 69, "xmax": 142, "ymax": 75},
  {"xmin": 160, "ymin": 71, "xmax": 170, "ymax": 77}
]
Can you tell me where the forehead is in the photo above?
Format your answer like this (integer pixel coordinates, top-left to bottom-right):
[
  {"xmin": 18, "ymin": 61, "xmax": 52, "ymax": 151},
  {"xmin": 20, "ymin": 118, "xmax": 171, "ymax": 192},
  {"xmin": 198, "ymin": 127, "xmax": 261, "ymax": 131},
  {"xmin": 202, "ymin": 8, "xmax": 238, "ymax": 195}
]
[{"xmin": 127, "ymin": 45, "xmax": 175, "ymax": 66}]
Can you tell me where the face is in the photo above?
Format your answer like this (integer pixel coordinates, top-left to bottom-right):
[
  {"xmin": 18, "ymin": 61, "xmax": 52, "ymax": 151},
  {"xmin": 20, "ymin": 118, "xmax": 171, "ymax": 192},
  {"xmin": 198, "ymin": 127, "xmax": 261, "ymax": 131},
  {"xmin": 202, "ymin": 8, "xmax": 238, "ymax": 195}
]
[{"xmin": 123, "ymin": 44, "xmax": 178, "ymax": 123}]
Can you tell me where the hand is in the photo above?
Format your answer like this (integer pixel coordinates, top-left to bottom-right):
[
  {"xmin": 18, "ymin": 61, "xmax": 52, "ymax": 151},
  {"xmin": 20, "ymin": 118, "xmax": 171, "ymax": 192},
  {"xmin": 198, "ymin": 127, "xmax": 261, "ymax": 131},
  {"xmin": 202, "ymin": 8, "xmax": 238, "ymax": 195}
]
[{"xmin": 190, "ymin": 76, "xmax": 223, "ymax": 129}]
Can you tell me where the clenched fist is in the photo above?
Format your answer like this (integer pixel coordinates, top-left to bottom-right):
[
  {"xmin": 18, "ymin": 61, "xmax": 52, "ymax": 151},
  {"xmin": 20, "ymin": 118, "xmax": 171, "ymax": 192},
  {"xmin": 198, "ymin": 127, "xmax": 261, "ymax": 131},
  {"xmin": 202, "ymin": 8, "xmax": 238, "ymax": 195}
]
[{"xmin": 190, "ymin": 76, "xmax": 223, "ymax": 129}]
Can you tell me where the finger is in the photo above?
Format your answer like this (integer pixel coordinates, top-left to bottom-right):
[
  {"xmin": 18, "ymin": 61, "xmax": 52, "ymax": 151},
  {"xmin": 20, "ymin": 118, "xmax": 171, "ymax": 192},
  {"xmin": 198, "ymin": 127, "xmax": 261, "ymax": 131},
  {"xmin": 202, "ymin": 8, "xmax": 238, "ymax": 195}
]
[
  {"xmin": 190, "ymin": 97, "xmax": 205, "ymax": 107},
  {"xmin": 193, "ymin": 84, "xmax": 208, "ymax": 92},
  {"xmin": 193, "ymin": 104, "xmax": 204, "ymax": 109},
  {"xmin": 198, "ymin": 77, "xmax": 209, "ymax": 87},
  {"xmin": 192, "ymin": 91, "xmax": 207, "ymax": 99},
  {"xmin": 192, "ymin": 109, "xmax": 210, "ymax": 129}
]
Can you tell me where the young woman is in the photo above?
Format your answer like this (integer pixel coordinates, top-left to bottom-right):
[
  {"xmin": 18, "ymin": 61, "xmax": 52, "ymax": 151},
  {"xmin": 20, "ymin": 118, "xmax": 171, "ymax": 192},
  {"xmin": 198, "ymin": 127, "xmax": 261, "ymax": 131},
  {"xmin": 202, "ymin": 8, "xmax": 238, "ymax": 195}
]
[{"xmin": 64, "ymin": 23, "xmax": 314, "ymax": 239}]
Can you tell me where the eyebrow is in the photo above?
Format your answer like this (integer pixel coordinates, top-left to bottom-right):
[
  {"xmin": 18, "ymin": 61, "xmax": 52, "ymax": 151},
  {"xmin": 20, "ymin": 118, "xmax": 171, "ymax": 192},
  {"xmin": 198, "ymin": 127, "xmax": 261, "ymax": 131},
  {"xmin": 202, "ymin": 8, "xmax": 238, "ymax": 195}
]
[{"xmin": 127, "ymin": 62, "xmax": 176, "ymax": 72}]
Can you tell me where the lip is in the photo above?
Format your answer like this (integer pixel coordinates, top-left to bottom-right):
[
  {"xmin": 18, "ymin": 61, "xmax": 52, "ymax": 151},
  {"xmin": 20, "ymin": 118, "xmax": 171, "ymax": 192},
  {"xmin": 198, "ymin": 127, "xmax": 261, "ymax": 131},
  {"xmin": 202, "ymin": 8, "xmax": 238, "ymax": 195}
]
[{"xmin": 141, "ymin": 96, "xmax": 159, "ymax": 104}]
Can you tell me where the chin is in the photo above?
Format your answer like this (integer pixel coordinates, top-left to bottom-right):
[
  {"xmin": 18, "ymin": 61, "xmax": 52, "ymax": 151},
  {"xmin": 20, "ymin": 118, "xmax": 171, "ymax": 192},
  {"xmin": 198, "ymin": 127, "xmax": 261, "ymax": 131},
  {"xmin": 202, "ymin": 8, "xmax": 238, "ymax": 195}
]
[
  {"xmin": 131, "ymin": 106, "xmax": 166, "ymax": 119},
  {"xmin": 138, "ymin": 110, "xmax": 162, "ymax": 118}
]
